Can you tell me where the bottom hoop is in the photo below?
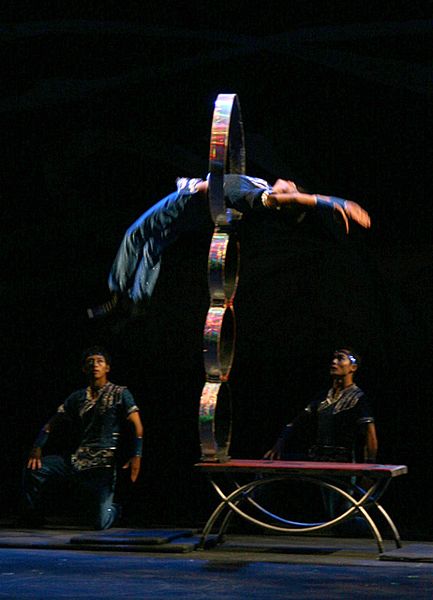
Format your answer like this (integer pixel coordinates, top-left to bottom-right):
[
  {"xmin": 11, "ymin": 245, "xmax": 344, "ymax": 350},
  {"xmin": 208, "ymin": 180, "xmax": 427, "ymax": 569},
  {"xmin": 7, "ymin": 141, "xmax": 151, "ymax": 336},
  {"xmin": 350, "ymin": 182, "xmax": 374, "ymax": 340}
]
[{"xmin": 199, "ymin": 380, "xmax": 232, "ymax": 462}]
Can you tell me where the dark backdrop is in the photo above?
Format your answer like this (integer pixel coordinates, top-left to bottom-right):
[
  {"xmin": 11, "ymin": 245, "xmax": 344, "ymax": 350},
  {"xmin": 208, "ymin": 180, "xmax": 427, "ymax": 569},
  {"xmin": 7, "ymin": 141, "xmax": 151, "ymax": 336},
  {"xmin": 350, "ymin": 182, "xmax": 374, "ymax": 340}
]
[{"xmin": 1, "ymin": 3, "xmax": 432, "ymax": 538}]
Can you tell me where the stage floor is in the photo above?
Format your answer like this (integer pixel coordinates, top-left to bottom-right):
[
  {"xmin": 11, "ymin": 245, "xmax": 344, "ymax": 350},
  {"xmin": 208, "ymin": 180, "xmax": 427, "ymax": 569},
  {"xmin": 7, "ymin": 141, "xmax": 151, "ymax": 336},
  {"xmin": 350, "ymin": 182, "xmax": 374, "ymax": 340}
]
[{"xmin": 1, "ymin": 526, "xmax": 433, "ymax": 598}]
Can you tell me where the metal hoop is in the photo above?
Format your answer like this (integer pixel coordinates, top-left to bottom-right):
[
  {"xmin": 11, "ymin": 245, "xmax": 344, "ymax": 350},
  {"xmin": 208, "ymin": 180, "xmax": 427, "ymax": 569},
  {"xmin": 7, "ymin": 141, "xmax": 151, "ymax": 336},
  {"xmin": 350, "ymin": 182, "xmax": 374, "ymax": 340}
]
[
  {"xmin": 208, "ymin": 93, "xmax": 246, "ymax": 224},
  {"xmin": 203, "ymin": 304, "xmax": 236, "ymax": 381},
  {"xmin": 199, "ymin": 381, "xmax": 232, "ymax": 462},
  {"xmin": 207, "ymin": 229, "xmax": 240, "ymax": 305}
]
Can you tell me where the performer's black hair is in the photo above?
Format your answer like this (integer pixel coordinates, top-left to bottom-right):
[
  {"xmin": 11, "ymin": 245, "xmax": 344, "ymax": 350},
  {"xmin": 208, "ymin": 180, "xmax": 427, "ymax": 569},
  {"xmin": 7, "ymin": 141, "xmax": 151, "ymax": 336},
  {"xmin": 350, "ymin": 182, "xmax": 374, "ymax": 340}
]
[{"xmin": 81, "ymin": 346, "xmax": 112, "ymax": 366}]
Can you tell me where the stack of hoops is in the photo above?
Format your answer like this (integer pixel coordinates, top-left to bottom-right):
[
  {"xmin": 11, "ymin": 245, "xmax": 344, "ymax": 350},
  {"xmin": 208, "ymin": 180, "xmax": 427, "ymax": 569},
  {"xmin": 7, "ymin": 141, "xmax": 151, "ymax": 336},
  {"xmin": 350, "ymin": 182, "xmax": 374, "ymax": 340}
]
[{"xmin": 199, "ymin": 94, "xmax": 245, "ymax": 462}]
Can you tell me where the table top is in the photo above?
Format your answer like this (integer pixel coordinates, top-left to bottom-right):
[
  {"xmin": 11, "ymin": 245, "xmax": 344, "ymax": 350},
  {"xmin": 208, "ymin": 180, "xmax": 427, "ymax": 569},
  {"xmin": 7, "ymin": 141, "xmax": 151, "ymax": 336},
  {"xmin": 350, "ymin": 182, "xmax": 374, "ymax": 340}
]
[{"xmin": 195, "ymin": 459, "xmax": 408, "ymax": 478}]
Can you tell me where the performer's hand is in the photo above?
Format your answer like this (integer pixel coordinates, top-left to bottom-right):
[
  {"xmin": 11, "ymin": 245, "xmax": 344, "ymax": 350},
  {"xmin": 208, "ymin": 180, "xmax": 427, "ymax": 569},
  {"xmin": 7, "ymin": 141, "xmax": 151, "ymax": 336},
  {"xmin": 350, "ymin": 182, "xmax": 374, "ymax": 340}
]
[
  {"xmin": 263, "ymin": 440, "xmax": 284, "ymax": 461},
  {"xmin": 271, "ymin": 179, "xmax": 299, "ymax": 194},
  {"xmin": 123, "ymin": 456, "xmax": 141, "ymax": 482},
  {"xmin": 27, "ymin": 448, "xmax": 42, "ymax": 470},
  {"xmin": 263, "ymin": 448, "xmax": 280, "ymax": 460},
  {"xmin": 195, "ymin": 180, "xmax": 209, "ymax": 194},
  {"xmin": 342, "ymin": 200, "xmax": 371, "ymax": 230}
]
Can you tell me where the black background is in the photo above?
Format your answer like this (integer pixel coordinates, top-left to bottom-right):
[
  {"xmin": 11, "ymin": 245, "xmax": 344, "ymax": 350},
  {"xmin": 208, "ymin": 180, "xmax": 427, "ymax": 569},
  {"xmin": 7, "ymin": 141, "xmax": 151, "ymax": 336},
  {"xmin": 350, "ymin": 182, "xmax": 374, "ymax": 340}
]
[{"xmin": 1, "ymin": 2, "xmax": 432, "ymax": 537}]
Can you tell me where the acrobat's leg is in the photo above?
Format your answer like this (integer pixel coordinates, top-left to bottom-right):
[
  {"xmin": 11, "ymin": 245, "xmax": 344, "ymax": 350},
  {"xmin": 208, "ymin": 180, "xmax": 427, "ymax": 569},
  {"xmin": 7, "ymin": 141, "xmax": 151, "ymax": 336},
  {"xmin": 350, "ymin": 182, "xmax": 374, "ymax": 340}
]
[{"xmin": 108, "ymin": 190, "xmax": 208, "ymax": 303}]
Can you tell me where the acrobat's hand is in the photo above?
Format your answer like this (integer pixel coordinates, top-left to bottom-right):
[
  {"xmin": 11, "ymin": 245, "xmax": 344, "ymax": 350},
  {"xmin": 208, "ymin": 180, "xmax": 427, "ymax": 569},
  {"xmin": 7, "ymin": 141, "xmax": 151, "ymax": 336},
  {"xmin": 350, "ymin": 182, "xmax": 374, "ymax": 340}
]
[
  {"xmin": 316, "ymin": 195, "xmax": 371, "ymax": 234},
  {"xmin": 27, "ymin": 448, "xmax": 42, "ymax": 470},
  {"xmin": 271, "ymin": 179, "xmax": 299, "ymax": 194},
  {"xmin": 122, "ymin": 455, "xmax": 141, "ymax": 482},
  {"xmin": 342, "ymin": 200, "xmax": 371, "ymax": 230}
]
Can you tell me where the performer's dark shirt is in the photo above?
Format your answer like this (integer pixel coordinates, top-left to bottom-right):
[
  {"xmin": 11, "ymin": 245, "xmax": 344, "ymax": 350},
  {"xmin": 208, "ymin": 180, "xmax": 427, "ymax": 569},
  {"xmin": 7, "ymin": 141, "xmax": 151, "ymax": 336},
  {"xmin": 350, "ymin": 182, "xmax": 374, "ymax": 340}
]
[{"xmin": 282, "ymin": 384, "xmax": 374, "ymax": 462}]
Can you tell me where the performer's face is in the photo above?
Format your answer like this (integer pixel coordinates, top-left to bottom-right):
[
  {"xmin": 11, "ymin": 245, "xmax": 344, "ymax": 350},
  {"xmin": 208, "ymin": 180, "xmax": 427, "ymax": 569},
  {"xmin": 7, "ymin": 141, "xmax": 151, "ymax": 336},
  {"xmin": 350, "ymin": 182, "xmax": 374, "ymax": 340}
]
[
  {"xmin": 83, "ymin": 354, "xmax": 110, "ymax": 383},
  {"xmin": 271, "ymin": 179, "xmax": 299, "ymax": 194},
  {"xmin": 329, "ymin": 350, "xmax": 357, "ymax": 378}
]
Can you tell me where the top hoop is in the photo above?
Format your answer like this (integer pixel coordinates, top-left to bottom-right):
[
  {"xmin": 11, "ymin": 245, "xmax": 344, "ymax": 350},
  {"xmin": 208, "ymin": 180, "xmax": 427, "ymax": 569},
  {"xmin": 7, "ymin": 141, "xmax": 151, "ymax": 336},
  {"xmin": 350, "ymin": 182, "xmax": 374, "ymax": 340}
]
[{"xmin": 208, "ymin": 94, "xmax": 246, "ymax": 225}]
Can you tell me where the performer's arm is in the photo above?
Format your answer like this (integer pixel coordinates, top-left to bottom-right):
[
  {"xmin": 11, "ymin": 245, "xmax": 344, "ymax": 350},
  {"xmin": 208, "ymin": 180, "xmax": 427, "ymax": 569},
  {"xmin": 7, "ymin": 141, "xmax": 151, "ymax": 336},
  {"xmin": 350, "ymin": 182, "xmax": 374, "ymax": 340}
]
[
  {"xmin": 123, "ymin": 410, "xmax": 144, "ymax": 483},
  {"xmin": 356, "ymin": 421, "xmax": 378, "ymax": 490},
  {"xmin": 263, "ymin": 423, "xmax": 294, "ymax": 460},
  {"xmin": 263, "ymin": 407, "xmax": 312, "ymax": 460},
  {"xmin": 363, "ymin": 422, "xmax": 378, "ymax": 463},
  {"xmin": 264, "ymin": 179, "xmax": 371, "ymax": 233},
  {"xmin": 222, "ymin": 175, "xmax": 370, "ymax": 232},
  {"xmin": 27, "ymin": 413, "xmax": 64, "ymax": 470}
]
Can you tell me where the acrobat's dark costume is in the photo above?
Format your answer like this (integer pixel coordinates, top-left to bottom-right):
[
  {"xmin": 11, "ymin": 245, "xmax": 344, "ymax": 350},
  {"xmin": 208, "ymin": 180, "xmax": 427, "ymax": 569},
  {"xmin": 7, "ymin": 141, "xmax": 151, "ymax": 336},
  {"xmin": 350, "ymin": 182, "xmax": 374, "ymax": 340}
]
[
  {"xmin": 108, "ymin": 174, "xmax": 349, "ymax": 305},
  {"xmin": 108, "ymin": 175, "xmax": 273, "ymax": 303}
]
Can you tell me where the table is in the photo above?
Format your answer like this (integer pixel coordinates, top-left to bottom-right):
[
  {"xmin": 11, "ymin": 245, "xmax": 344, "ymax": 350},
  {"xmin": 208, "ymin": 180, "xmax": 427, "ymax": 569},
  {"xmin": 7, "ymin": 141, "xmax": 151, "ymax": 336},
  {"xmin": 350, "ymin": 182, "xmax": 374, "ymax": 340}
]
[{"xmin": 195, "ymin": 459, "xmax": 408, "ymax": 554}]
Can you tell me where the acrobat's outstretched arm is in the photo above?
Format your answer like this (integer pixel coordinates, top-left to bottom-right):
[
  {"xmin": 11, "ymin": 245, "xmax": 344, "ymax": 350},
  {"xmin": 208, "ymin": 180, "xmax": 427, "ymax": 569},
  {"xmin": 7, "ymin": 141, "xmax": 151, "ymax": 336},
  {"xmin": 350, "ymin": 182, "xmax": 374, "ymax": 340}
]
[{"xmin": 263, "ymin": 179, "xmax": 371, "ymax": 233}]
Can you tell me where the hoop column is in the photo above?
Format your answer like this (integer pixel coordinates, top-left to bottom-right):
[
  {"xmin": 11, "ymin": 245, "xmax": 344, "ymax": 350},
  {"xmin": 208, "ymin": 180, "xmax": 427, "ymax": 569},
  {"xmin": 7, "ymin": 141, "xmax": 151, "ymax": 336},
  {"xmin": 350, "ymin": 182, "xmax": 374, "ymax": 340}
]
[{"xmin": 199, "ymin": 94, "xmax": 245, "ymax": 462}]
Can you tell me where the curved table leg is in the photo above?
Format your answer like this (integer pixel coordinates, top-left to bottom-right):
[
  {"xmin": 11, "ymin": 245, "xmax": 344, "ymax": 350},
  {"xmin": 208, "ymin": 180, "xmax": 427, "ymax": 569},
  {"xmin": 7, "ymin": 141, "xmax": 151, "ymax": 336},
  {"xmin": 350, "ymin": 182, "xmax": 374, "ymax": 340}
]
[
  {"xmin": 354, "ymin": 480, "xmax": 402, "ymax": 548},
  {"xmin": 199, "ymin": 474, "xmax": 400, "ymax": 554}
]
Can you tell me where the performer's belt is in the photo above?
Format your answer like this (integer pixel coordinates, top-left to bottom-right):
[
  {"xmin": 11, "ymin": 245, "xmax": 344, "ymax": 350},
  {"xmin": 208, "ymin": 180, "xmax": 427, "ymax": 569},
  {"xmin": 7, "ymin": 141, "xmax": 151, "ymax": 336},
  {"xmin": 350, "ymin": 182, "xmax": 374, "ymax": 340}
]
[{"xmin": 308, "ymin": 445, "xmax": 352, "ymax": 462}]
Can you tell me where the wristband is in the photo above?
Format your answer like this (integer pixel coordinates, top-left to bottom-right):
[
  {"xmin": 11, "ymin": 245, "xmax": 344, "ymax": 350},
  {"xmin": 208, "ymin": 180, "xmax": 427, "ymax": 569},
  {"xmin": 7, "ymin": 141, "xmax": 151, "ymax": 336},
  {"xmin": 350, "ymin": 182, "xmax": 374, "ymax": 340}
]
[
  {"xmin": 133, "ymin": 437, "xmax": 143, "ymax": 457},
  {"xmin": 316, "ymin": 195, "xmax": 346, "ymax": 210},
  {"xmin": 34, "ymin": 428, "xmax": 49, "ymax": 449}
]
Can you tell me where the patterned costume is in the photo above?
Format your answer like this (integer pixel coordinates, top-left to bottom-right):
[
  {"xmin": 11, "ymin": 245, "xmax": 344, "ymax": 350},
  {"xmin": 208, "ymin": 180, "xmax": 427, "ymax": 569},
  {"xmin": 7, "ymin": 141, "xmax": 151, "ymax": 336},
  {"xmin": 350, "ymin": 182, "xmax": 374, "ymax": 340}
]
[
  {"xmin": 279, "ymin": 384, "xmax": 374, "ymax": 462},
  {"xmin": 23, "ymin": 382, "xmax": 139, "ymax": 529}
]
